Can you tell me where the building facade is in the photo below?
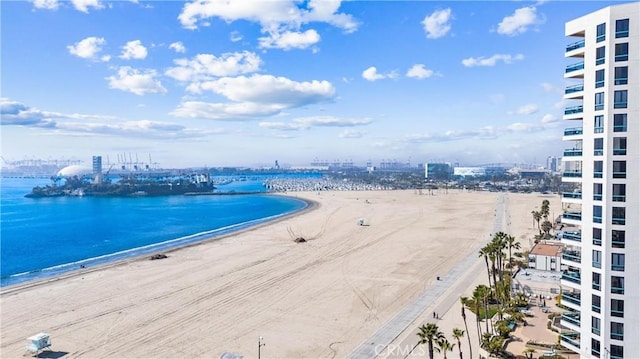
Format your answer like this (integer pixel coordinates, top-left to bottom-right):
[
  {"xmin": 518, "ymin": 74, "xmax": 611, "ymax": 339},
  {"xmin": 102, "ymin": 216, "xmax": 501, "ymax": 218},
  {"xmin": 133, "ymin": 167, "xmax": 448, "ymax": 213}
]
[{"xmin": 560, "ymin": 3, "xmax": 639, "ymax": 358}]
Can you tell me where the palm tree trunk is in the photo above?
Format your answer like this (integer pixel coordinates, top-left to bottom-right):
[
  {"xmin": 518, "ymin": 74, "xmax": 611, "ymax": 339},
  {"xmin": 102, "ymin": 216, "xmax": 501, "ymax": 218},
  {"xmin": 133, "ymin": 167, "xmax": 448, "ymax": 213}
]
[{"xmin": 461, "ymin": 307, "xmax": 472, "ymax": 359}]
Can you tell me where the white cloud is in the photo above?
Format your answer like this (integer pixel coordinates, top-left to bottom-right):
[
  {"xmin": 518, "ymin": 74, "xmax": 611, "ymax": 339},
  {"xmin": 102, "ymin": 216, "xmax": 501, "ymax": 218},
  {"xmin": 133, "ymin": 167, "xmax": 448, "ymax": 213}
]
[
  {"xmin": 462, "ymin": 53, "xmax": 524, "ymax": 67},
  {"xmin": 169, "ymin": 41, "xmax": 186, "ymax": 53},
  {"xmin": 259, "ymin": 116, "xmax": 371, "ymax": 131},
  {"xmin": 515, "ymin": 103, "xmax": 539, "ymax": 115},
  {"xmin": 406, "ymin": 64, "xmax": 435, "ymax": 79},
  {"xmin": 230, "ymin": 31, "xmax": 243, "ymax": 42},
  {"xmin": 179, "ymin": 0, "xmax": 357, "ymax": 31},
  {"xmin": 258, "ymin": 29, "xmax": 320, "ymax": 50},
  {"xmin": 165, "ymin": 51, "xmax": 262, "ymax": 82},
  {"xmin": 106, "ymin": 67, "xmax": 167, "ymax": 96},
  {"xmin": 178, "ymin": 0, "xmax": 357, "ymax": 51},
  {"xmin": 67, "ymin": 37, "xmax": 109, "ymax": 61},
  {"xmin": 422, "ymin": 8, "xmax": 452, "ymax": 39},
  {"xmin": 189, "ymin": 75, "xmax": 335, "ymax": 105},
  {"xmin": 339, "ymin": 129, "xmax": 367, "ymax": 138},
  {"xmin": 71, "ymin": 0, "xmax": 103, "ymax": 13},
  {"xmin": 33, "ymin": 0, "xmax": 59, "ymax": 10},
  {"xmin": 172, "ymin": 75, "xmax": 335, "ymax": 120},
  {"xmin": 541, "ymin": 114, "xmax": 557, "ymax": 124},
  {"xmin": 120, "ymin": 40, "xmax": 148, "ymax": 60},
  {"xmin": 362, "ymin": 66, "xmax": 397, "ymax": 81},
  {"xmin": 497, "ymin": 6, "xmax": 543, "ymax": 36}
]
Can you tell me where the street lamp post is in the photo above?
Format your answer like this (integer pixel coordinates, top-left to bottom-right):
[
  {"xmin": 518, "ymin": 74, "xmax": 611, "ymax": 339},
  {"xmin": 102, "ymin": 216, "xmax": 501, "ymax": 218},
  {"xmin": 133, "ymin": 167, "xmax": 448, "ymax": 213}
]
[{"xmin": 258, "ymin": 336, "xmax": 266, "ymax": 359}]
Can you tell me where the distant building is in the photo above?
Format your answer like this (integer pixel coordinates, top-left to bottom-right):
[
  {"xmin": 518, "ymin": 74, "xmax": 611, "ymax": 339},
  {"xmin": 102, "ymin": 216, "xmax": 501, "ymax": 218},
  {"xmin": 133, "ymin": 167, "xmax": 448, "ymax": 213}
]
[
  {"xmin": 546, "ymin": 156, "xmax": 558, "ymax": 172},
  {"xmin": 528, "ymin": 243, "xmax": 563, "ymax": 272},
  {"xmin": 453, "ymin": 167, "xmax": 485, "ymax": 177},
  {"xmin": 424, "ymin": 162, "xmax": 452, "ymax": 180},
  {"xmin": 92, "ymin": 156, "xmax": 103, "ymax": 184}
]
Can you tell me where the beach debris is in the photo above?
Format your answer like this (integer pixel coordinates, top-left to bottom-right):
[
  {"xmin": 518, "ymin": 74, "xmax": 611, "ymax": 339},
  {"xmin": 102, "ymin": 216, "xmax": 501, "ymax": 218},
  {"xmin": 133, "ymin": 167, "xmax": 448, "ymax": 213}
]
[
  {"xmin": 294, "ymin": 237, "xmax": 307, "ymax": 243},
  {"xmin": 150, "ymin": 253, "xmax": 168, "ymax": 260}
]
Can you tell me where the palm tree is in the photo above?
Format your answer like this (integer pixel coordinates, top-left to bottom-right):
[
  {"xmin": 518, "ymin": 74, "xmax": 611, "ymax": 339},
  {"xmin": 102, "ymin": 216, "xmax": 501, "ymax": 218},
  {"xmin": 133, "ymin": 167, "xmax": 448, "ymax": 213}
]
[
  {"xmin": 541, "ymin": 220, "xmax": 553, "ymax": 238},
  {"xmin": 541, "ymin": 199, "xmax": 550, "ymax": 220},
  {"xmin": 523, "ymin": 348, "xmax": 536, "ymax": 359},
  {"xmin": 478, "ymin": 246, "xmax": 492, "ymax": 288},
  {"xmin": 531, "ymin": 210, "xmax": 542, "ymax": 233},
  {"xmin": 452, "ymin": 328, "xmax": 465, "ymax": 359},
  {"xmin": 473, "ymin": 285, "xmax": 491, "ymax": 336},
  {"xmin": 417, "ymin": 323, "xmax": 444, "ymax": 359},
  {"xmin": 505, "ymin": 235, "xmax": 521, "ymax": 272},
  {"xmin": 435, "ymin": 338, "xmax": 455, "ymax": 359},
  {"xmin": 459, "ymin": 297, "xmax": 473, "ymax": 359}
]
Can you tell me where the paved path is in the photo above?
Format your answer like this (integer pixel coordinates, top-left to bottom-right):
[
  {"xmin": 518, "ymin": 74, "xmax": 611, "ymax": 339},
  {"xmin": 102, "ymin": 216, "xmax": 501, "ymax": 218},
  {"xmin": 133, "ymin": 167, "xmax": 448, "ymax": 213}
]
[{"xmin": 347, "ymin": 193, "xmax": 507, "ymax": 359}]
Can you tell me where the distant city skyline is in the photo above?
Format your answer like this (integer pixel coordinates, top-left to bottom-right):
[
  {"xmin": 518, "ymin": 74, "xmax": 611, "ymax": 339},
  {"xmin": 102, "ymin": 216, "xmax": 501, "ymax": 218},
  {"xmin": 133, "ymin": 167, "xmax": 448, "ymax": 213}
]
[{"xmin": 0, "ymin": 0, "xmax": 625, "ymax": 168}]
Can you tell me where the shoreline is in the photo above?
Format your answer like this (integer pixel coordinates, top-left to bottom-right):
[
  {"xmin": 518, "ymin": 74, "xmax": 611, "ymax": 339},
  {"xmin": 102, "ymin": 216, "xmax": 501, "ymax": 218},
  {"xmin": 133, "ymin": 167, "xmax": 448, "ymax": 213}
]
[
  {"xmin": 0, "ymin": 194, "xmax": 317, "ymax": 293},
  {"xmin": 1, "ymin": 190, "xmax": 559, "ymax": 358}
]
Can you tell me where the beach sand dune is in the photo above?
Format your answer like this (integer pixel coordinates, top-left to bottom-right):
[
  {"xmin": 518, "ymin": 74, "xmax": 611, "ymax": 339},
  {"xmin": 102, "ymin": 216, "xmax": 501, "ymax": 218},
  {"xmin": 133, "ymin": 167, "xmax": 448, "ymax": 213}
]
[{"xmin": 1, "ymin": 190, "xmax": 552, "ymax": 358}]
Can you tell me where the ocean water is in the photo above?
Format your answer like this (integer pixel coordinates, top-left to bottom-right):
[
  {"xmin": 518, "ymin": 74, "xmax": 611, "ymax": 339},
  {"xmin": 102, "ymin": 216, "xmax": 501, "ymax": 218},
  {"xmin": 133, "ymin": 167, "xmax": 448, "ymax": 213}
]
[{"xmin": 0, "ymin": 176, "xmax": 310, "ymax": 287}]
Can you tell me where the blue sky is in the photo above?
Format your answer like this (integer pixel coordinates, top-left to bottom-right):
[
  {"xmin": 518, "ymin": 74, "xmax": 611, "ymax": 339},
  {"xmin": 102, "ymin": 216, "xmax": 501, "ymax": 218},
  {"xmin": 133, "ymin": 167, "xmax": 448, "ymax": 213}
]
[{"xmin": 0, "ymin": 0, "xmax": 628, "ymax": 168}]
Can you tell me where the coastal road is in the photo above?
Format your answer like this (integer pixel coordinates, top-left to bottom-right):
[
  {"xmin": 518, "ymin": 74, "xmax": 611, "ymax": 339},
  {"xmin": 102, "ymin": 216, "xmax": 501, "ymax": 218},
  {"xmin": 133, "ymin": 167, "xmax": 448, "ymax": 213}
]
[{"xmin": 347, "ymin": 193, "xmax": 507, "ymax": 359}]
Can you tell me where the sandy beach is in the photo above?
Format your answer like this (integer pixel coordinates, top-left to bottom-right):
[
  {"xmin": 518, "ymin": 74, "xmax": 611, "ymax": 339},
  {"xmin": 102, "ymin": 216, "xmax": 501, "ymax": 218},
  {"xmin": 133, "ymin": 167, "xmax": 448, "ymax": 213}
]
[{"xmin": 0, "ymin": 190, "xmax": 559, "ymax": 358}]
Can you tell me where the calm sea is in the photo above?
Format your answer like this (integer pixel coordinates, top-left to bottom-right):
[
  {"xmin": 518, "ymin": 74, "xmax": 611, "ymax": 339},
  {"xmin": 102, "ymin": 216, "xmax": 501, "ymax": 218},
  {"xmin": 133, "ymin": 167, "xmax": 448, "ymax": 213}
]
[{"xmin": 0, "ymin": 175, "xmax": 311, "ymax": 287}]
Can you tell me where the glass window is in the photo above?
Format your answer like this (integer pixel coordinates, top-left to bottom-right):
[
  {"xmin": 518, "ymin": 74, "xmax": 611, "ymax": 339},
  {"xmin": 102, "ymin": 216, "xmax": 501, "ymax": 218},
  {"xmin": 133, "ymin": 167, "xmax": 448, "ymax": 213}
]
[
  {"xmin": 592, "ymin": 316, "xmax": 601, "ymax": 335},
  {"xmin": 615, "ymin": 43, "xmax": 628, "ymax": 61},
  {"xmin": 594, "ymin": 115, "xmax": 604, "ymax": 133},
  {"xmin": 613, "ymin": 161, "xmax": 626, "ymax": 178},
  {"xmin": 593, "ymin": 183, "xmax": 602, "ymax": 201},
  {"xmin": 592, "ymin": 339, "xmax": 601, "ymax": 357},
  {"xmin": 611, "ymin": 299, "xmax": 624, "ymax": 317},
  {"xmin": 614, "ymin": 67, "xmax": 628, "ymax": 85},
  {"xmin": 614, "ymin": 90, "xmax": 627, "ymax": 108},
  {"xmin": 592, "ymin": 294, "xmax": 601, "ymax": 312},
  {"xmin": 595, "ymin": 69, "xmax": 605, "ymax": 88},
  {"xmin": 612, "ymin": 253, "xmax": 625, "ymax": 271},
  {"xmin": 596, "ymin": 46, "xmax": 605, "ymax": 65},
  {"xmin": 614, "ymin": 114, "xmax": 627, "ymax": 132},
  {"xmin": 596, "ymin": 23, "xmax": 606, "ymax": 42},
  {"xmin": 611, "ymin": 322, "xmax": 624, "ymax": 340},
  {"xmin": 595, "ymin": 92, "xmax": 605, "ymax": 110},
  {"xmin": 594, "ymin": 160, "xmax": 603, "ymax": 178},
  {"xmin": 613, "ymin": 137, "xmax": 627, "ymax": 155},
  {"xmin": 612, "ymin": 184, "xmax": 626, "ymax": 203},
  {"xmin": 593, "ymin": 205, "xmax": 602, "ymax": 223},
  {"xmin": 593, "ymin": 272, "xmax": 601, "ymax": 290},
  {"xmin": 593, "ymin": 227, "xmax": 602, "ymax": 246},
  {"xmin": 616, "ymin": 19, "xmax": 629, "ymax": 38},
  {"xmin": 611, "ymin": 344, "xmax": 623, "ymax": 358},
  {"xmin": 612, "ymin": 207, "xmax": 625, "ymax": 225},
  {"xmin": 611, "ymin": 276, "xmax": 624, "ymax": 294},
  {"xmin": 594, "ymin": 138, "xmax": 604, "ymax": 155},
  {"xmin": 593, "ymin": 249, "xmax": 602, "ymax": 268},
  {"xmin": 612, "ymin": 230, "xmax": 625, "ymax": 248}
]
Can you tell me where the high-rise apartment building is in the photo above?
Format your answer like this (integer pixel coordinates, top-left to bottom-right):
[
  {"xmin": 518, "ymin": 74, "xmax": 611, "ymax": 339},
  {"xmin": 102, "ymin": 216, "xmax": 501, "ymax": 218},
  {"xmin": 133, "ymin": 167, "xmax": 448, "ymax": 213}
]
[{"xmin": 560, "ymin": 3, "xmax": 638, "ymax": 358}]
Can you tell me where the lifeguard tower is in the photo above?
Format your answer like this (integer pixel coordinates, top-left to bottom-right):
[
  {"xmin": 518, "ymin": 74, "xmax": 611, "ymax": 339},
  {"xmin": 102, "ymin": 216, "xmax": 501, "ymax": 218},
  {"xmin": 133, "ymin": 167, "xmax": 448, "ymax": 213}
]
[{"xmin": 25, "ymin": 333, "xmax": 51, "ymax": 357}]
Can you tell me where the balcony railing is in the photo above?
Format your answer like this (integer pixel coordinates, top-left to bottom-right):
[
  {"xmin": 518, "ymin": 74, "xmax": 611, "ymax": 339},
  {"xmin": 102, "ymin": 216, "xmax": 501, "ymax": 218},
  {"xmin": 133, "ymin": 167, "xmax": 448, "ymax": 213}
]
[
  {"xmin": 612, "ymin": 286, "xmax": 624, "ymax": 294},
  {"xmin": 612, "ymin": 194, "xmax": 626, "ymax": 202},
  {"xmin": 613, "ymin": 171, "xmax": 626, "ymax": 178},
  {"xmin": 614, "ymin": 124, "xmax": 627, "ymax": 132},
  {"xmin": 562, "ymin": 251, "xmax": 581, "ymax": 263},
  {"xmin": 611, "ymin": 332, "xmax": 624, "ymax": 340},
  {"xmin": 594, "ymin": 126, "xmax": 604, "ymax": 133},
  {"xmin": 615, "ymin": 77, "xmax": 628, "ymax": 85},
  {"xmin": 594, "ymin": 215, "xmax": 602, "ymax": 223},
  {"xmin": 564, "ymin": 149, "xmax": 583, "ymax": 157},
  {"xmin": 612, "ymin": 217, "xmax": 625, "ymax": 225},
  {"xmin": 562, "ymin": 231, "xmax": 581, "ymax": 241},
  {"xmin": 612, "ymin": 239, "xmax": 625, "ymax": 248},
  {"xmin": 616, "ymin": 30, "xmax": 629, "ymax": 38},
  {"xmin": 565, "ymin": 84, "xmax": 584, "ymax": 94},
  {"xmin": 614, "ymin": 101, "xmax": 628, "ymax": 109},
  {"xmin": 566, "ymin": 62, "xmax": 585, "ymax": 73},
  {"xmin": 564, "ymin": 127, "xmax": 583, "ymax": 136},
  {"xmin": 564, "ymin": 105, "xmax": 583, "ymax": 115},
  {"xmin": 563, "ymin": 212, "xmax": 582, "ymax": 221},
  {"xmin": 612, "ymin": 264, "xmax": 625, "ymax": 271},
  {"xmin": 562, "ymin": 192, "xmax": 582, "ymax": 199},
  {"xmin": 613, "ymin": 148, "xmax": 627, "ymax": 155},
  {"xmin": 560, "ymin": 333, "xmax": 580, "ymax": 349},
  {"xmin": 563, "ymin": 171, "xmax": 582, "ymax": 178},
  {"xmin": 561, "ymin": 292, "xmax": 581, "ymax": 306},
  {"xmin": 562, "ymin": 272, "xmax": 581, "ymax": 284},
  {"xmin": 594, "ymin": 171, "xmax": 603, "ymax": 178},
  {"xmin": 566, "ymin": 40, "xmax": 585, "ymax": 52},
  {"xmin": 561, "ymin": 312, "xmax": 581, "ymax": 326}
]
